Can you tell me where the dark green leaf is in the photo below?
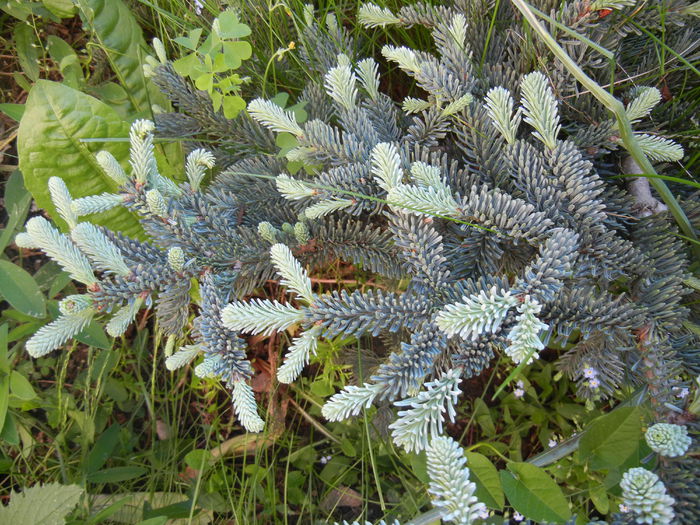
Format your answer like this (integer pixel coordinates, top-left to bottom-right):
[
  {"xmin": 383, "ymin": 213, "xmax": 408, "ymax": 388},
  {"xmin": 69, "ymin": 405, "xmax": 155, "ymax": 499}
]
[
  {"xmin": 76, "ymin": 321, "xmax": 112, "ymax": 350},
  {"xmin": 78, "ymin": 0, "xmax": 167, "ymax": 116},
  {"xmin": 500, "ymin": 462, "xmax": 571, "ymax": 523},
  {"xmin": 14, "ymin": 24, "xmax": 40, "ymax": 82},
  {"xmin": 0, "ymin": 325, "xmax": 9, "ymax": 433},
  {"xmin": 579, "ymin": 407, "xmax": 643, "ymax": 470},
  {"xmin": 85, "ymin": 423, "xmax": 121, "ymax": 474},
  {"xmin": 465, "ymin": 452, "xmax": 504, "ymax": 510},
  {"xmin": 87, "ymin": 466, "xmax": 147, "ymax": 484},
  {"xmin": 42, "ymin": 0, "xmax": 77, "ymax": 18},
  {"xmin": 0, "ymin": 260, "xmax": 46, "ymax": 318}
]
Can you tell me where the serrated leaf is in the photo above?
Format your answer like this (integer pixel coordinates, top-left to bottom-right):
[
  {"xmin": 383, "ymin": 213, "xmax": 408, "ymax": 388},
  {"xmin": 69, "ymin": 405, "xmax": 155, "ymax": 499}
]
[
  {"xmin": 18, "ymin": 80, "xmax": 142, "ymax": 237},
  {"xmin": 579, "ymin": 406, "xmax": 642, "ymax": 470},
  {"xmin": 0, "ymin": 482, "xmax": 83, "ymax": 525},
  {"xmin": 500, "ymin": 462, "xmax": 571, "ymax": 523},
  {"xmin": 0, "ymin": 260, "xmax": 46, "ymax": 318},
  {"xmin": 78, "ymin": 0, "xmax": 167, "ymax": 116},
  {"xmin": 465, "ymin": 452, "xmax": 504, "ymax": 510}
]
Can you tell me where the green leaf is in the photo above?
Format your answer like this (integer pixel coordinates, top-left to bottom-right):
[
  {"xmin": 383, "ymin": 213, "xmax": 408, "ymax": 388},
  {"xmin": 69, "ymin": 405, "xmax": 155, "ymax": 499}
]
[
  {"xmin": 222, "ymin": 95, "xmax": 245, "ymax": 119},
  {"xmin": 9, "ymin": 371, "xmax": 37, "ymax": 401},
  {"xmin": 579, "ymin": 406, "xmax": 643, "ymax": 470},
  {"xmin": 0, "ymin": 103, "xmax": 25, "ymax": 122},
  {"xmin": 46, "ymin": 36, "xmax": 83, "ymax": 89},
  {"xmin": 0, "ymin": 482, "xmax": 83, "ymax": 525},
  {"xmin": 85, "ymin": 423, "xmax": 121, "ymax": 474},
  {"xmin": 42, "ymin": 0, "xmax": 77, "ymax": 18},
  {"xmin": 0, "ymin": 260, "xmax": 46, "ymax": 318},
  {"xmin": 215, "ymin": 11, "xmax": 251, "ymax": 39},
  {"xmin": 13, "ymin": 24, "xmax": 40, "ymax": 82},
  {"xmin": 0, "ymin": 325, "xmax": 9, "ymax": 434},
  {"xmin": 590, "ymin": 484, "xmax": 609, "ymax": 514},
  {"xmin": 221, "ymin": 41, "xmax": 252, "ymax": 69},
  {"xmin": 87, "ymin": 466, "xmax": 147, "ymax": 484},
  {"xmin": 465, "ymin": 452, "xmax": 504, "ymax": 510},
  {"xmin": 500, "ymin": 462, "xmax": 571, "ymax": 523},
  {"xmin": 184, "ymin": 449, "xmax": 213, "ymax": 470},
  {"xmin": 0, "ymin": 170, "xmax": 31, "ymax": 252},
  {"xmin": 77, "ymin": 0, "xmax": 167, "ymax": 116},
  {"xmin": 75, "ymin": 321, "xmax": 112, "ymax": 350},
  {"xmin": 18, "ymin": 80, "xmax": 142, "ymax": 237}
]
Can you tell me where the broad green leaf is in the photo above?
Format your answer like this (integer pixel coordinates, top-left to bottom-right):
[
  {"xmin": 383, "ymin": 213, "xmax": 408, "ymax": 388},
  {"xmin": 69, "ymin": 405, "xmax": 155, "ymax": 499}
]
[
  {"xmin": 579, "ymin": 406, "xmax": 643, "ymax": 470},
  {"xmin": 87, "ymin": 466, "xmax": 147, "ymax": 484},
  {"xmin": 77, "ymin": 0, "xmax": 167, "ymax": 116},
  {"xmin": 85, "ymin": 423, "xmax": 121, "ymax": 473},
  {"xmin": 0, "ymin": 103, "xmax": 25, "ymax": 121},
  {"xmin": 0, "ymin": 260, "xmax": 46, "ymax": 318},
  {"xmin": 0, "ymin": 482, "xmax": 83, "ymax": 525},
  {"xmin": 9, "ymin": 371, "xmax": 37, "ymax": 401},
  {"xmin": 465, "ymin": 452, "xmax": 504, "ymax": 510},
  {"xmin": 0, "ymin": 325, "xmax": 9, "ymax": 433},
  {"xmin": 42, "ymin": 0, "xmax": 76, "ymax": 18},
  {"xmin": 500, "ymin": 462, "xmax": 571, "ymax": 523},
  {"xmin": 13, "ymin": 24, "xmax": 40, "ymax": 82},
  {"xmin": 18, "ymin": 80, "xmax": 142, "ymax": 236}
]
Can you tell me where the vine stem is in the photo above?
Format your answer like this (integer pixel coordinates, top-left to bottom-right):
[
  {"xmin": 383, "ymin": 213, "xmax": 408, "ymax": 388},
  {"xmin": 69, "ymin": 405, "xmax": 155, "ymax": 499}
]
[{"xmin": 511, "ymin": 0, "xmax": 698, "ymax": 250}]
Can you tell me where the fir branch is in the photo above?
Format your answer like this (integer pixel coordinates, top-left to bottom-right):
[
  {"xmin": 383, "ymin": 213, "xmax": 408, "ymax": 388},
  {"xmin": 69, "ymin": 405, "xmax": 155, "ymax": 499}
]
[
  {"xmin": 248, "ymin": 99, "xmax": 304, "ymax": 137},
  {"xmin": 520, "ymin": 71, "xmax": 561, "ymax": 150},
  {"xmin": 277, "ymin": 326, "xmax": 321, "ymax": 384},
  {"xmin": 484, "ymin": 87, "xmax": 521, "ymax": 144},
  {"xmin": 427, "ymin": 435, "xmax": 487, "ymax": 524},
  {"xmin": 26, "ymin": 309, "xmax": 95, "ymax": 358},
  {"xmin": 270, "ymin": 243, "xmax": 314, "ymax": 303},
  {"xmin": 436, "ymin": 287, "xmax": 517, "ymax": 340},
  {"xmin": 221, "ymin": 299, "xmax": 306, "ymax": 336},
  {"xmin": 232, "ymin": 380, "xmax": 265, "ymax": 433},
  {"xmin": 24, "ymin": 217, "xmax": 96, "ymax": 285},
  {"xmin": 389, "ymin": 369, "xmax": 462, "ymax": 452}
]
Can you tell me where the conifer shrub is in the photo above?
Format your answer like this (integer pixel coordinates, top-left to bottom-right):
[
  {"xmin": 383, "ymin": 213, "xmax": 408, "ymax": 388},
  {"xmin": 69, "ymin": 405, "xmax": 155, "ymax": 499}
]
[{"xmin": 16, "ymin": 1, "xmax": 699, "ymax": 523}]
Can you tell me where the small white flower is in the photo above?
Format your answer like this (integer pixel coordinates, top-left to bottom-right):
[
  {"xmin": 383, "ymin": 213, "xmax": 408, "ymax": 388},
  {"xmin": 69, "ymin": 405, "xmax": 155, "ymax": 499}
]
[
  {"xmin": 513, "ymin": 511, "xmax": 524, "ymax": 521},
  {"xmin": 548, "ymin": 439, "xmax": 557, "ymax": 448},
  {"xmin": 516, "ymin": 379, "xmax": 524, "ymax": 389},
  {"xmin": 319, "ymin": 454, "xmax": 332, "ymax": 465},
  {"xmin": 477, "ymin": 508, "xmax": 490, "ymax": 520},
  {"xmin": 675, "ymin": 387, "xmax": 689, "ymax": 399},
  {"xmin": 193, "ymin": 0, "xmax": 204, "ymax": 14},
  {"xmin": 588, "ymin": 378, "xmax": 600, "ymax": 389},
  {"xmin": 513, "ymin": 388, "xmax": 525, "ymax": 399},
  {"xmin": 582, "ymin": 366, "xmax": 598, "ymax": 379},
  {"xmin": 619, "ymin": 503, "xmax": 629, "ymax": 513}
]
